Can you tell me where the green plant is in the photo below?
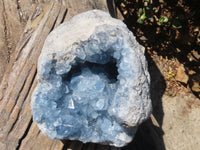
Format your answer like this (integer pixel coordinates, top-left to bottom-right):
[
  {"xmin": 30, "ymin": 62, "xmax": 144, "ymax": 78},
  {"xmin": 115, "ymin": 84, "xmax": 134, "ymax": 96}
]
[
  {"xmin": 139, "ymin": 8, "xmax": 143, "ymax": 15},
  {"xmin": 172, "ymin": 16, "xmax": 182, "ymax": 29},
  {"xmin": 158, "ymin": 16, "xmax": 169, "ymax": 25},
  {"xmin": 136, "ymin": 2, "xmax": 152, "ymax": 24},
  {"xmin": 118, "ymin": 0, "xmax": 184, "ymax": 30},
  {"xmin": 137, "ymin": 12, "xmax": 146, "ymax": 24}
]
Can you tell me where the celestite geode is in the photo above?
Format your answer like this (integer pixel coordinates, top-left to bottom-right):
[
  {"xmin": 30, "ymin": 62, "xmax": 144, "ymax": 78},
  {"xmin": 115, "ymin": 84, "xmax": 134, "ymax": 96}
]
[{"xmin": 31, "ymin": 10, "xmax": 152, "ymax": 147}]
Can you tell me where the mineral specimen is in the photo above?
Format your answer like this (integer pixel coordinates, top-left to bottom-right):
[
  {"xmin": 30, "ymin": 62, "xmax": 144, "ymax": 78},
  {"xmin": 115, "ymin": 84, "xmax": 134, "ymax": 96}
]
[{"xmin": 31, "ymin": 10, "xmax": 152, "ymax": 147}]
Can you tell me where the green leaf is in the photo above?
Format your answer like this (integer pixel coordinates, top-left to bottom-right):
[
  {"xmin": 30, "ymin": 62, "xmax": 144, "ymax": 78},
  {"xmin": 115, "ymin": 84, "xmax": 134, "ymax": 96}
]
[
  {"xmin": 139, "ymin": 8, "xmax": 143, "ymax": 15},
  {"xmin": 145, "ymin": 6, "xmax": 150, "ymax": 10},
  {"xmin": 172, "ymin": 24, "xmax": 182, "ymax": 29},
  {"xmin": 144, "ymin": 0, "xmax": 149, "ymax": 2},
  {"xmin": 137, "ymin": 18, "xmax": 144, "ymax": 24},
  {"xmin": 140, "ymin": 13, "xmax": 146, "ymax": 20},
  {"xmin": 137, "ymin": 12, "xmax": 146, "ymax": 24},
  {"xmin": 172, "ymin": 19, "xmax": 182, "ymax": 29},
  {"xmin": 158, "ymin": 16, "xmax": 169, "ymax": 23}
]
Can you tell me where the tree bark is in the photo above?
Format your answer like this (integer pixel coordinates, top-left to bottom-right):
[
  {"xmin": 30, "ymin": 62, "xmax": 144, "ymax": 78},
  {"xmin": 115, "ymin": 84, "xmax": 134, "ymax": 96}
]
[{"xmin": 0, "ymin": 0, "xmax": 123, "ymax": 149}]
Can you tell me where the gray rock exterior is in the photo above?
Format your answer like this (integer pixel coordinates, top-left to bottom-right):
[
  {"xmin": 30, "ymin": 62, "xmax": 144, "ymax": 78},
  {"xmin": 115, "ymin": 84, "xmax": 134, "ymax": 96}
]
[{"xmin": 31, "ymin": 10, "xmax": 152, "ymax": 147}]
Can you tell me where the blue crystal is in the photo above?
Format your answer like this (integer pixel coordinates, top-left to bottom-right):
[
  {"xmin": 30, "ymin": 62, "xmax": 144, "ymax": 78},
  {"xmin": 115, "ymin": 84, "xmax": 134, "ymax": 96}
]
[{"xmin": 31, "ymin": 10, "xmax": 152, "ymax": 147}]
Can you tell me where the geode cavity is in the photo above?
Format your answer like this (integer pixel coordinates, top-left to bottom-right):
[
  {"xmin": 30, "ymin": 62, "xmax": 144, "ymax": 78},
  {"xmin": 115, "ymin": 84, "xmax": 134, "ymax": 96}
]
[{"xmin": 31, "ymin": 10, "xmax": 152, "ymax": 147}]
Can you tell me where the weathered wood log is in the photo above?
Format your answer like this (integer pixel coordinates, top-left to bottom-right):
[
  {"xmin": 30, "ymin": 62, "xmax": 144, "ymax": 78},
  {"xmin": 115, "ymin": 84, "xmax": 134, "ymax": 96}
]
[
  {"xmin": 0, "ymin": 0, "xmax": 123, "ymax": 149},
  {"xmin": 0, "ymin": 0, "xmax": 49, "ymax": 81}
]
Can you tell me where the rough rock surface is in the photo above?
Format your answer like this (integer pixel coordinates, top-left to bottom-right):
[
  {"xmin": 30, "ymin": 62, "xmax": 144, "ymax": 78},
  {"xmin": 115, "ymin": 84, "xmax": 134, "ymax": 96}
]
[{"xmin": 31, "ymin": 10, "xmax": 152, "ymax": 147}]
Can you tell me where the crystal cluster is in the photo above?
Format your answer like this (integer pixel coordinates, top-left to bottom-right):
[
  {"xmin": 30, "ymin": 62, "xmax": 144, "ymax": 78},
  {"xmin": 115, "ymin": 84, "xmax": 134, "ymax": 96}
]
[{"xmin": 31, "ymin": 10, "xmax": 152, "ymax": 147}]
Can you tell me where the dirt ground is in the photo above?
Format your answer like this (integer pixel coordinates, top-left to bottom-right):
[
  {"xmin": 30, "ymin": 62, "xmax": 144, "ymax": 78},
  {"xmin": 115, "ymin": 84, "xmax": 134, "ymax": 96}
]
[{"xmin": 0, "ymin": 0, "xmax": 200, "ymax": 150}]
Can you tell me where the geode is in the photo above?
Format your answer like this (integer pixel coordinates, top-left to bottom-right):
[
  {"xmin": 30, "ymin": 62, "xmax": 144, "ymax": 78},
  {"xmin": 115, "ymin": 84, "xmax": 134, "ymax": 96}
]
[{"xmin": 31, "ymin": 10, "xmax": 152, "ymax": 147}]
